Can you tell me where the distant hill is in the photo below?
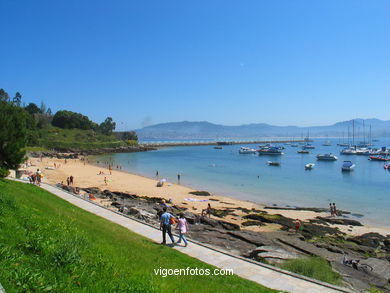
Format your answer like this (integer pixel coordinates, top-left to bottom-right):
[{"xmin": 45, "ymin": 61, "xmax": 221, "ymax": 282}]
[{"xmin": 136, "ymin": 119, "xmax": 390, "ymax": 139}]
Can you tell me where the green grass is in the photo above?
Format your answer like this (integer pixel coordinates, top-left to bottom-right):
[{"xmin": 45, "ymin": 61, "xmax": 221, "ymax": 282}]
[
  {"xmin": 28, "ymin": 126, "xmax": 129, "ymax": 150},
  {"xmin": 280, "ymin": 257, "xmax": 341, "ymax": 285},
  {"xmin": 0, "ymin": 180, "xmax": 275, "ymax": 293}
]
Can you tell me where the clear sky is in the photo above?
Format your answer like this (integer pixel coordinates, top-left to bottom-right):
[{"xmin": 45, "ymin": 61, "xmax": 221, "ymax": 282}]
[{"xmin": 1, "ymin": 0, "xmax": 389, "ymax": 130}]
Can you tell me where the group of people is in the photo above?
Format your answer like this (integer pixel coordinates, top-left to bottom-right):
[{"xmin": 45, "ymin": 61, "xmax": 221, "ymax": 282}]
[
  {"xmin": 28, "ymin": 169, "xmax": 43, "ymax": 186},
  {"xmin": 66, "ymin": 175, "xmax": 74, "ymax": 186},
  {"xmin": 160, "ymin": 207, "xmax": 189, "ymax": 246},
  {"xmin": 155, "ymin": 170, "xmax": 182, "ymax": 184}
]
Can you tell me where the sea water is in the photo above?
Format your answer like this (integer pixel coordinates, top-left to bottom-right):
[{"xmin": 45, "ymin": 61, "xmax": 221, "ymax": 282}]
[{"xmin": 94, "ymin": 138, "xmax": 390, "ymax": 226}]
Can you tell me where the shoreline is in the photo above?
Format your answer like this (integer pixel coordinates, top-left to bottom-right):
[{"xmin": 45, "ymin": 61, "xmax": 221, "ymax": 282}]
[{"xmin": 22, "ymin": 156, "xmax": 390, "ymax": 237}]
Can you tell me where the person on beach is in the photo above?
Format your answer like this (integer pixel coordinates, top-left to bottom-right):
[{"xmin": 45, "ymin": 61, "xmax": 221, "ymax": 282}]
[
  {"xmin": 156, "ymin": 170, "xmax": 159, "ymax": 178},
  {"xmin": 69, "ymin": 175, "xmax": 74, "ymax": 186},
  {"xmin": 201, "ymin": 203, "xmax": 212, "ymax": 218},
  {"xmin": 104, "ymin": 177, "xmax": 107, "ymax": 185},
  {"xmin": 294, "ymin": 219, "xmax": 302, "ymax": 233},
  {"xmin": 176, "ymin": 213, "xmax": 189, "ymax": 246},
  {"xmin": 66, "ymin": 177, "xmax": 70, "ymax": 186},
  {"xmin": 177, "ymin": 173, "xmax": 181, "ymax": 184},
  {"xmin": 160, "ymin": 207, "xmax": 175, "ymax": 245},
  {"xmin": 329, "ymin": 203, "xmax": 334, "ymax": 217},
  {"xmin": 332, "ymin": 203, "xmax": 337, "ymax": 217}
]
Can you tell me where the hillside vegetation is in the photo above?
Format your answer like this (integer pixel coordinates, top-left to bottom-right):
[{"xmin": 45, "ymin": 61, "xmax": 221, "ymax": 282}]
[{"xmin": 0, "ymin": 180, "xmax": 274, "ymax": 293}]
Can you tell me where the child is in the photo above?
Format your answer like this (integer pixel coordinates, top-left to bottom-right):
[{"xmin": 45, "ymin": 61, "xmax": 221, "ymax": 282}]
[{"xmin": 176, "ymin": 213, "xmax": 189, "ymax": 247}]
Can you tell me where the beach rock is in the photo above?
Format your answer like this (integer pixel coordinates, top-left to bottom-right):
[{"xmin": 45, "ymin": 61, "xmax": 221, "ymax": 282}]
[
  {"xmin": 212, "ymin": 208, "xmax": 235, "ymax": 218},
  {"xmin": 189, "ymin": 191, "xmax": 211, "ymax": 196},
  {"xmin": 226, "ymin": 231, "xmax": 266, "ymax": 246},
  {"xmin": 183, "ymin": 211, "xmax": 200, "ymax": 225},
  {"xmin": 250, "ymin": 245, "xmax": 299, "ymax": 263},
  {"xmin": 314, "ymin": 243, "xmax": 344, "ymax": 254},
  {"xmin": 83, "ymin": 187, "xmax": 102, "ymax": 195},
  {"xmin": 199, "ymin": 217, "xmax": 240, "ymax": 231},
  {"xmin": 348, "ymin": 233, "xmax": 386, "ymax": 249},
  {"xmin": 316, "ymin": 217, "xmax": 363, "ymax": 226},
  {"xmin": 242, "ymin": 220, "xmax": 265, "ymax": 227},
  {"xmin": 111, "ymin": 201, "xmax": 122, "ymax": 208}
]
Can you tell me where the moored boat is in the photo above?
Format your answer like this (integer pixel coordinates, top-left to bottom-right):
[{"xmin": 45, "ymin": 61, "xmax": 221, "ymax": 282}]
[
  {"xmin": 258, "ymin": 147, "xmax": 283, "ymax": 155},
  {"xmin": 305, "ymin": 163, "xmax": 315, "ymax": 170},
  {"xmin": 302, "ymin": 144, "xmax": 315, "ymax": 149},
  {"xmin": 238, "ymin": 147, "xmax": 257, "ymax": 154},
  {"xmin": 297, "ymin": 150, "xmax": 309, "ymax": 154},
  {"xmin": 340, "ymin": 147, "xmax": 357, "ymax": 155},
  {"xmin": 384, "ymin": 164, "xmax": 390, "ymax": 170},
  {"xmin": 316, "ymin": 153, "xmax": 338, "ymax": 161},
  {"xmin": 342, "ymin": 161, "xmax": 355, "ymax": 171},
  {"xmin": 214, "ymin": 146, "xmax": 223, "ymax": 149},
  {"xmin": 267, "ymin": 161, "xmax": 280, "ymax": 166},
  {"xmin": 369, "ymin": 156, "xmax": 390, "ymax": 161}
]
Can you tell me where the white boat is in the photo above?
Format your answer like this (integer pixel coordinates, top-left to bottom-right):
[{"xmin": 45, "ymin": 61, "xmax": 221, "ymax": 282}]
[
  {"xmin": 267, "ymin": 161, "xmax": 280, "ymax": 166},
  {"xmin": 355, "ymin": 148, "xmax": 371, "ymax": 156},
  {"xmin": 322, "ymin": 140, "xmax": 332, "ymax": 146},
  {"xmin": 316, "ymin": 154, "xmax": 338, "ymax": 161},
  {"xmin": 305, "ymin": 163, "xmax": 315, "ymax": 170},
  {"xmin": 239, "ymin": 147, "xmax": 257, "ymax": 154},
  {"xmin": 340, "ymin": 147, "xmax": 357, "ymax": 155},
  {"xmin": 342, "ymin": 161, "xmax": 355, "ymax": 171}
]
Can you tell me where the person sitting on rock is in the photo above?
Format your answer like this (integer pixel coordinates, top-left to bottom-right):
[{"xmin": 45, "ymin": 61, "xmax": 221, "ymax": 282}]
[{"xmin": 201, "ymin": 203, "xmax": 212, "ymax": 218}]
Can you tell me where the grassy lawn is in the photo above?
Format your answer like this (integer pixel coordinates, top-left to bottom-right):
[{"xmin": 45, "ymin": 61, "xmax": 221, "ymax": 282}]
[{"xmin": 0, "ymin": 180, "xmax": 275, "ymax": 293}]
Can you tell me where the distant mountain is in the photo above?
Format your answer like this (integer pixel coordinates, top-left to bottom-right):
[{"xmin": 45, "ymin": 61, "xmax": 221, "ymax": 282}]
[{"xmin": 136, "ymin": 119, "xmax": 390, "ymax": 139}]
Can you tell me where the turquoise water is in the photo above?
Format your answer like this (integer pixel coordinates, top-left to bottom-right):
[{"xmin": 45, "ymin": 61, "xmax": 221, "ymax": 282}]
[{"xmin": 94, "ymin": 138, "xmax": 390, "ymax": 226}]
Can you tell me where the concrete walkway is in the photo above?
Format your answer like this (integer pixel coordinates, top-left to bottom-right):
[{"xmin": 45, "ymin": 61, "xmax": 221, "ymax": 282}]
[{"xmin": 11, "ymin": 179, "xmax": 352, "ymax": 293}]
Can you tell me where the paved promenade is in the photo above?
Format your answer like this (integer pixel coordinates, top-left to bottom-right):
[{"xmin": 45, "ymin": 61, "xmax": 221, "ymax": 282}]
[{"xmin": 10, "ymin": 179, "xmax": 352, "ymax": 293}]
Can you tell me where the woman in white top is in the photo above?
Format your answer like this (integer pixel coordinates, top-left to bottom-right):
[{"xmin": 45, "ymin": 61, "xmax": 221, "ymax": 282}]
[{"xmin": 176, "ymin": 212, "xmax": 189, "ymax": 246}]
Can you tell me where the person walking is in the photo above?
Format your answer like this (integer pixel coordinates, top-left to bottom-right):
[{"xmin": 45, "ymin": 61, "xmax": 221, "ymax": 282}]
[
  {"xmin": 66, "ymin": 177, "xmax": 70, "ymax": 186},
  {"xmin": 177, "ymin": 173, "xmax": 181, "ymax": 184},
  {"xmin": 176, "ymin": 213, "xmax": 189, "ymax": 246},
  {"xmin": 160, "ymin": 207, "xmax": 175, "ymax": 245},
  {"xmin": 69, "ymin": 175, "xmax": 74, "ymax": 186},
  {"xmin": 156, "ymin": 170, "xmax": 159, "ymax": 178}
]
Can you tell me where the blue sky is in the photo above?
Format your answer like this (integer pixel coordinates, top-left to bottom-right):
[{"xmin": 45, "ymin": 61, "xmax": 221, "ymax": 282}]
[{"xmin": 1, "ymin": 0, "xmax": 389, "ymax": 130}]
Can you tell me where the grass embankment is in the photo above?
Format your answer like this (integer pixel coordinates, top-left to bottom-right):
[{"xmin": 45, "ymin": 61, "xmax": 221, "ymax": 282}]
[
  {"xmin": 280, "ymin": 257, "xmax": 341, "ymax": 285},
  {"xmin": 0, "ymin": 180, "xmax": 275, "ymax": 293},
  {"xmin": 29, "ymin": 126, "xmax": 133, "ymax": 150}
]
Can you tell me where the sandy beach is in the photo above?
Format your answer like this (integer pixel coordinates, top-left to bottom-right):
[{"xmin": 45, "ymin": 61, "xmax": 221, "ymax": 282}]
[{"xmin": 23, "ymin": 156, "xmax": 390, "ymax": 236}]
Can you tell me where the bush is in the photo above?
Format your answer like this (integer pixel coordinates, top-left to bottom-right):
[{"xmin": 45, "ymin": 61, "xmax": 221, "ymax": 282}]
[
  {"xmin": 0, "ymin": 167, "xmax": 10, "ymax": 178},
  {"xmin": 281, "ymin": 257, "xmax": 341, "ymax": 285}
]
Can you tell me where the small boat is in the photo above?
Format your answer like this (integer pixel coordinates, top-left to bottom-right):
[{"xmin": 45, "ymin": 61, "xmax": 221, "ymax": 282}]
[
  {"xmin": 238, "ymin": 147, "xmax": 257, "ymax": 154},
  {"xmin": 337, "ymin": 143, "xmax": 350, "ymax": 147},
  {"xmin": 267, "ymin": 161, "xmax": 280, "ymax": 166},
  {"xmin": 297, "ymin": 150, "xmax": 310, "ymax": 154},
  {"xmin": 316, "ymin": 154, "xmax": 338, "ymax": 161},
  {"xmin": 342, "ymin": 161, "xmax": 355, "ymax": 171},
  {"xmin": 258, "ymin": 147, "xmax": 284, "ymax": 155},
  {"xmin": 214, "ymin": 146, "xmax": 223, "ymax": 149},
  {"xmin": 290, "ymin": 144, "xmax": 299, "ymax": 147},
  {"xmin": 302, "ymin": 144, "xmax": 315, "ymax": 149},
  {"xmin": 322, "ymin": 140, "xmax": 332, "ymax": 146},
  {"xmin": 384, "ymin": 164, "xmax": 390, "ymax": 170},
  {"xmin": 369, "ymin": 156, "xmax": 390, "ymax": 161},
  {"xmin": 305, "ymin": 163, "xmax": 315, "ymax": 170}
]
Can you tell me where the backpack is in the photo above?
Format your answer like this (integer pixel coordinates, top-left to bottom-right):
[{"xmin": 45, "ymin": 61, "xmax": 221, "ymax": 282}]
[{"xmin": 170, "ymin": 216, "xmax": 176, "ymax": 225}]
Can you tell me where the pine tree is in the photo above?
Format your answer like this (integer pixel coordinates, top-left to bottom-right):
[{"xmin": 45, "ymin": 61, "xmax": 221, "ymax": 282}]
[{"xmin": 0, "ymin": 101, "xmax": 27, "ymax": 177}]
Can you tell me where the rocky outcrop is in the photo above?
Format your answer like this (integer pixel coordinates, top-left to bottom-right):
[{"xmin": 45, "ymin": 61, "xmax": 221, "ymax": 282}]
[{"xmin": 189, "ymin": 191, "xmax": 211, "ymax": 196}]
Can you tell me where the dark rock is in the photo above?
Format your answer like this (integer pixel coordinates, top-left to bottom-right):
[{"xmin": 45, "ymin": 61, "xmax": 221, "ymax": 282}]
[
  {"xmin": 189, "ymin": 191, "xmax": 211, "ymax": 196},
  {"xmin": 242, "ymin": 220, "xmax": 265, "ymax": 227},
  {"xmin": 83, "ymin": 187, "xmax": 102, "ymax": 194},
  {"xmin": 316, "ymin": 217, "xmax": 363, "ymax": 226},
  {"xmin": 111, "ymin": 202, "xmax": 122, "ymax": 208}
]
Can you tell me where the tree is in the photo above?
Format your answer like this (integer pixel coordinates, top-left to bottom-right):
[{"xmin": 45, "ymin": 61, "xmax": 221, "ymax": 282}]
[
  {"xmin": 25, "ymin": 103, "xmax": 41, "ymax": 115},
  {"xmin": 119, "ymin": 131, "xmax": 138, "ymax": 141},
  {"xmin": 0, "ymin": 101, "xmax": 27, "ymax": 177},
  {"xmin": 12, "ymin": 92, "xmax": 22, "ymax": 106},
  {"xmin": 0, "ymin": 88, "xmax": 10, "ymax": 102},
  {"xmin": 99, "ymin": 117, "xmax": 116, "ymax": 135},
  {"xmin": 52, "ymin": 110, "xmax": 98, "ymax": 130}
]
